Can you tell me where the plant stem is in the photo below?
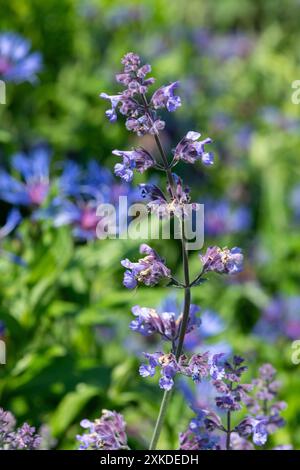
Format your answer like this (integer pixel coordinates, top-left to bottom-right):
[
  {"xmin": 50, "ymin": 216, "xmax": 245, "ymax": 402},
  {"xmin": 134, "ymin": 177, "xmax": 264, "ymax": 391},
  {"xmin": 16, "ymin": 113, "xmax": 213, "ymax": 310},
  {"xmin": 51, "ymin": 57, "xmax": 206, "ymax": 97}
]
[
  {"xmin": 149, "ymin": 388, "xmax": 173, "ymax": 450},
  {"xmin": 148, "ymin": 128, "xmax": 191, "ymax": 450},
  {"xmin": 226, "ymin": 411, "xmax": 231, "ymax": 450}
]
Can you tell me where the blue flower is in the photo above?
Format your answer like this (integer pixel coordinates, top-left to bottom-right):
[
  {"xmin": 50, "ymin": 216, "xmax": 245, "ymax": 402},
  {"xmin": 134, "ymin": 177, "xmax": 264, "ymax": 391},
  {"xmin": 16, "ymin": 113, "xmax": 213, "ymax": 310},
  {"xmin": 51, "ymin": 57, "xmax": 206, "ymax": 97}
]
[
  {"xmin": 121, "ymin": 244, "xmax": 171, "ymax": 288},
  {"xmin": 199, "ymin": 246, "xmax": 243, "ymax": 275},
  {"xmin": 112, "ymin": 148, "xmax": 154, "ymax": 182},
  {"xmin": 151, "ymin": 82, "xmax": 181, "ymax": 112},
  {"xmin": 0, "ymin": 209, "xmax": 21, "ymax": 240},
  {"xmin": 204, "ymin": 199, "xmax": 251, "ymax": 237},
  {"xmin": 174, "ymin": 131, "xmax": 213, "ymax": 165},
  {"xmin": 35, "ymin": 160, "xmax": 135, "ymax": 241},
  {"xmin": 0, "ymin": 33, "xmax": 42, "ymax": 83},
  {"xmin": 130, "ymin": 303, "xmax": 200, "ymax": 341},
  {"xmin": 76, "ymin": 410, "xmax": 129, "ymax": 450},
  {"xmin": 0, "ymin": 209, "xmax": 25, "ymax": 266},
  {"xmin": 0, "ymin": 146, "xmax": 50, "ymax": 207}
]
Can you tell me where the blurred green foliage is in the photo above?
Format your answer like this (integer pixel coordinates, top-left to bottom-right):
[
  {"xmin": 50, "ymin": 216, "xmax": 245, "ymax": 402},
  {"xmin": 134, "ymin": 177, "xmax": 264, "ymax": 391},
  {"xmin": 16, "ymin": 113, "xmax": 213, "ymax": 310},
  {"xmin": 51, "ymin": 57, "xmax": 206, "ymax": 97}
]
[{"xmin": 0, "ymin": 0, "xmax": 300, "ymax": 449}]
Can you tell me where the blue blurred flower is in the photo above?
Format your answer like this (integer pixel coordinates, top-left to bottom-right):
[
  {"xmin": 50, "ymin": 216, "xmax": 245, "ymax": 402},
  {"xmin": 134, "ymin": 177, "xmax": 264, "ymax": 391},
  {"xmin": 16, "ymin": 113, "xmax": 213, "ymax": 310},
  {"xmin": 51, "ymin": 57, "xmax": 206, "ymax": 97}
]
[
  {"xmin": 204, "ymin": 199, "xmax": 251, "ymax": 237},
  {"xmin": 0, "ymin": 209, "xmax": 21, "ymax": 240},
  {"xmin": 0, "ymin": 146, "xmax": 51, "ymax": 207},
  {"xmin": 290, "ymin": 185, "xmax": 300, "ymax": 221},
  {"xmin": 0, "ymin": 209, "xmax": 25, "ymax": 266},
  {"xmin": 0, "ymin": 32, "xmax": 42, "ymax": 83},
  {"xmin": 36, "ymin": 160, "xmax": 135, "ymax": 241},
  {"xmin": 194, "ymin": 29, "xmax": 255, "ymax": 61},
  {"xmin": 254, "ymin": 295, "xmax": 300, "ymax": 341}
]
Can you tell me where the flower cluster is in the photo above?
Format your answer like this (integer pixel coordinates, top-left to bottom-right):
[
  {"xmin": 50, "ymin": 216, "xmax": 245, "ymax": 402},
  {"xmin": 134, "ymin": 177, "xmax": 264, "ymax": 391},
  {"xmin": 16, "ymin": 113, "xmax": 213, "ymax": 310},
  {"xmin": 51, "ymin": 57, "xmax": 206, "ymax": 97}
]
[
  {"xmin": 130, "ymin": 303, "xmax": 200, "ymax": 342},
  {"xmin": 96, "ymin": 52, "xmax": 288, "ymax": 452},
  {"xmin": 174, "ymin": 131, "xmax": 213, "ymax": 166},
  {"xmin": 0, "ymin": 32, "xmax": 42, "ymax": 83},
  {"xmin": 76, "ymin": 410, "xmax": 129, "ymax": 450},
  {"xmin": 244, "ymin": 364, "xmax": 287, "ymax": 437},
  {"xmin": 139, "ymin": 175, "xmax": 197, "ymax": 219},
  {"xmin": 0, "ymin": 408, "xmax": 41, "ymax": 450},
  {"xmin": 121, "ymin": 243, "xmax": 171, "ymax": 289},
  {"xmin": 139, "ymin": 352, "xmax": 210, "ymax": 391},
  {"xmin": 0, "ymin": 150, "xmax": 136, "ymax": 242},
  {"xmin": 112, "ymin": 148, "xmax": 155, "ymax": 182},
  {"xmin": 199, "ymin": 246, "xmax": 244, "ymax": 275},
  {"xmin": 180, "ymin": 359, "xmax": 290, "ymax": 450},
  {"xmin": 101, "ymin": 51, "xmax": 175, "ymax": 135}
]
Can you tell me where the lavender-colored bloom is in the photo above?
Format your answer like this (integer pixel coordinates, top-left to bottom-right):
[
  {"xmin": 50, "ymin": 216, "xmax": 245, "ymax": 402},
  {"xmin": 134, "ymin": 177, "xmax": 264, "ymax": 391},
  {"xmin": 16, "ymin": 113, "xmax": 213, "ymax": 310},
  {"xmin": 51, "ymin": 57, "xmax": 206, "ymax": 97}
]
[
  {"xmin": 7, "ymin": 423, "xmax": 41, "ymax": 450},
  {"xmin": 245, "ymin": 363, "xmax": 287, "ymax": 434},
  {"xmin": 194, "ymin": 29, "xmax": 254, "ymax": 61},
  {"xmin": 121, "ymin": 244, "xmax": 171, "ymax": 288},
  {"xmin": 174, "ymin": 131, "xmax": 213, "ymax": 165},
  {"xmin": 0, "ymin": 146, "xmax": 50, "ymax": 207},
  {"xmin": 130, "ymin": 304, "xmax": 200, "ymax": 341},
  {"xmin": 99, "ymin": 93, "xmax": 122, "ymax": 122},
  {"xmin": 101, "ymin": 53, "xmax": 182, "ymax": 136},
  {"xmin": 100, "ymin": 52, "xmax": 156, "ymax": 132},
  {"xmin": 139, "ymin": 352, "xmax": 210, "ymax": 390},
  {"xmin": 254, "ymin": 296, "xmax": 300, "ymax": 341},
  {"xmin": 0, "ymin": 32, "xmax": 42, "ymax": 83},
  {"xmin": 199, "ymin": 246, "xmax": 243, "ymax": 275},
  {"xmin": 76, "ymin": 410, "xmax": 129, "ymax": 450},
  {"xmin": 151, "ymin": 82, "xmax": 181, "ymax": 112},
  {"xmin": 179, "ymin": 410, "xmax": 220, "ymax": 450},
  {"xmin": 230, "ymin": 432, "xmax": 255, "ymax": 450},
  {"xmin": 0, "ymin": 408, "xmax": 41, "ymax": 450},
  {"xmin": 140, "ymin": 176, "xmax": 195, "ymax": 219},
  {"xmin": 112, "ymin": 148, "xmax": 154, "ymax": 182},
  {"xmin": 210, "ymin": 356, "xmax": 251, "ymax": 413},
  {"xmin": 204, "ymin": 199, "xmax": 251, "ymax": 237}
]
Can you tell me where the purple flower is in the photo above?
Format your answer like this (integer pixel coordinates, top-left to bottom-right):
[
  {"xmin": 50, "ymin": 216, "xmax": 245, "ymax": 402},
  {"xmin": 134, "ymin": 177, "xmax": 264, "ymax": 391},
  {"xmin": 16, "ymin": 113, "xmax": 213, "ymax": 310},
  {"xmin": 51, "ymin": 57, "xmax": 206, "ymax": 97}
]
[
  {"xmin": 76, "ymin": 410, "xmax": 129, "ymax": 450},
  {"xmin": 112, "ymin": 148, "xmax": 154, "ymax": 182},
  {"xmin": 254, "ymin": 296, "xmax": 300, "ymax": 341},
  {"xmin": 174, "ymin": 131, "xmax": 213, "ymax": 165},
  {"xmin": 199, "ymin": 246, "xmax": 243, "ymax": 275},
  {"xmin": 179, "ymin": 410, "xmax": 220, "ymax": 450},
  {"xmin": 130, "ymin": 304, "xmax": 200, "ymax": 341},
  {"xmin": 101, "ymin": 53, "xmax": 182, "ymax": 136},
  {"xmin": 244, "ymin": 363, "xmax": 287, "ymax": 439},
  {"xmin": 0, "ymin": 408, "xmax": 41, "ymax": 450},
  {"xmin": 151, "ymin": 82, "xmax": 181, "ymax": 112},
  {"xmin": 121, "ymin": 244, "xmax": 171, "ymax": 288},
  {"xmin": 100, "ymin": 52, "xmax": 156, "ymax": 132},
  {"xmin": 204, "ymin": 199, "xmax": 251, "ymax": 237},
  {"xmin": 0, "ymin": 32, "xmax": 42, "ymax": 83},
  {"xmin": 7, "ymin": 423, "xmax": 41, "ymax": 450},
  {"xmin": 99, "ymin": 93, "xmax": 122, "ymax": 122},
  {"xmin": 140, "ymin": 176, "xmax": 195, "ymax": 219},
  {"xmin": 139, "ymin": 352, "xmax": 210, "ymax": 390},
  {"xmin": 0, "ymin": 146, "xmax": 50, "ymax": 207}
]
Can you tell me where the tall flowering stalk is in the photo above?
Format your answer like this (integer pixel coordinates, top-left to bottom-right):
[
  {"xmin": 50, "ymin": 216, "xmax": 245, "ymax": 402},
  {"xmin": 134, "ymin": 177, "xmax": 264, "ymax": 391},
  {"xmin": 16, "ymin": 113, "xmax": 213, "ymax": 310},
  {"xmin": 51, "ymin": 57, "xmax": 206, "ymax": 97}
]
[{"xmin": 100, "ymin": 52, "xmax": 243, "ymax": 449}]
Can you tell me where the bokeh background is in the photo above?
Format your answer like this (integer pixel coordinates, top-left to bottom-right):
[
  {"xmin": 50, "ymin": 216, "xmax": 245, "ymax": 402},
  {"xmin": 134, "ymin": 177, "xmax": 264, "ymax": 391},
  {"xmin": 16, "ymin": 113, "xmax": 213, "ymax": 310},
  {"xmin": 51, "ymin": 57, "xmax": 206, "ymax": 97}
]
[{"xmin": 0, "ymin": 0, "xmax": 300, "ymax": 449}]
